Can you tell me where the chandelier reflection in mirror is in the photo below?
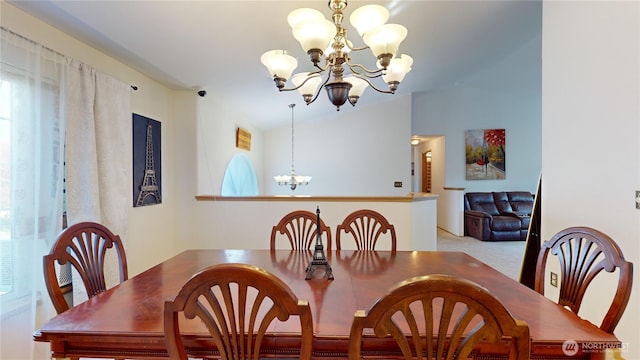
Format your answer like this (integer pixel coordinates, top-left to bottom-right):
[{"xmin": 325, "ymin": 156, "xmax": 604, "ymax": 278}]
[
  {"xmin": 261, "ymin": 0, "xmax": 413, "ymax": 111},
  {"xmin": 274, "ymin": 104, "xmax": 311, "ymax": 191}
]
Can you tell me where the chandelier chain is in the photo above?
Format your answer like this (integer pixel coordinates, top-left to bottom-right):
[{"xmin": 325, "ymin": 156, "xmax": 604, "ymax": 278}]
[{"xmin": 290, "ymin": 103, "xmax": 295, "ymax": 172}]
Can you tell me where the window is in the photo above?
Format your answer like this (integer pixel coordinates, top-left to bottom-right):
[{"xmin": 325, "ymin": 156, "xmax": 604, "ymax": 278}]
[
  {"xmin": 221, "ymin": 153, "xmax": 258, "ymax": 196},
  {"xmin": 0, "ymin": 36, "xmax": 66, "ymax": 306},
  {"xmin": 0, "ymin": 80, "xmax": 11, "ymax": 296}
]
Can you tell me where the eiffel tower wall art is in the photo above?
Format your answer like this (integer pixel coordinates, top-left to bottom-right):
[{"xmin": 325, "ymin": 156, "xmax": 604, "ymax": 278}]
[{"xmin": 132, "ymin": 114, "xmax": 162, "ymax": 207}]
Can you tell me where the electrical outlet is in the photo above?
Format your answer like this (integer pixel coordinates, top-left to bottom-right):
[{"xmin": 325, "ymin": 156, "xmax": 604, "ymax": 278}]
[
  {"xmin": 394, "ymin": 181, "xmax": 403, "ymax": 188},
  {"xmin": 550, "ymin": 272, "xmax": 558, "ymax": 287},
  {"xmin": 636, "ymin": 191, "xmax": 640, "ymax": 209}
]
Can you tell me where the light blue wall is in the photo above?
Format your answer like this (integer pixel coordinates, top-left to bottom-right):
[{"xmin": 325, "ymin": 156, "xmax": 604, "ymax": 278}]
[
  {"xmin": 263, "ymin": 95, "xmax": 413, "ymax": 196},
  {"xmin": 412, "ymin": 33, "xmax": 542, "ymax": 194},
  {"xmin": 194, "ymin": 27, "xmax": 541, "ymax": 198}
]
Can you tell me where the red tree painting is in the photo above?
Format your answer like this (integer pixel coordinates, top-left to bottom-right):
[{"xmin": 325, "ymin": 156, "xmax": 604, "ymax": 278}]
[
  {"xmin": 484, "ymin": 129, "xmax": 506, "ymax": 155},
  {"xmin": 465, "ymin": 128, "xmax": 506, "ymax": 180}
]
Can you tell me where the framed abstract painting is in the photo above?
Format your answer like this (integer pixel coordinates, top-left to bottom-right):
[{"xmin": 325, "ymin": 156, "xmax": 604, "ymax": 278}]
[{"xmin": 465, "ymin": 129, "xmax": 505, "ymax": 180}]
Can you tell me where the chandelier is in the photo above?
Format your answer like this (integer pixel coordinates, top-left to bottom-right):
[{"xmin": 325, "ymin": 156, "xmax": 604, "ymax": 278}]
[
  {"xmin": 261, "ymin": 0, "xmax": 413, "ymax": 111},
  {"xmin": 274, "ymin": 104, "xmax": 312, "ymax": 191}
]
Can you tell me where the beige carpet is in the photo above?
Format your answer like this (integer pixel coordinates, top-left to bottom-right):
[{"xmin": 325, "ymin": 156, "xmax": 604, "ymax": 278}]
[{"xmin": 436, "ymin": 228, "xmax": 526, "ymax": 280}]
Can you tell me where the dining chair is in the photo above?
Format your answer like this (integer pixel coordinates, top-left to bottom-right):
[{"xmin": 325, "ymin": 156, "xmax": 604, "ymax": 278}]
[
  {"xmin": 270, "ymin": 210, "xmax": 332, "ymax": 250},
  {"xmin": 43, "ymin": 221, "xmax": 128, "ymax": 314},
  {"xmin": 348, "ymin": 273, "xmax": 530, "ymax": 360},
  {"xmin": 534, "ymin": 226, "xmax": 633, "ymax": 334},
  {"xmin": 164, "ymin": 263, "xmax": 313, "ymax": 360},
  {"xmin": 336, "ymin": 209, "xmax": 396, "ymax": 251}
]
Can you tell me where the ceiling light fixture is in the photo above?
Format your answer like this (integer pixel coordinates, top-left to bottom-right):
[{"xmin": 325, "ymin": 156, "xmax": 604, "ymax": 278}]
[
  {"xmin": 274, "ymin": 104, "xmax": 311, "ymax": 191},
  {"xmin": 261, "ymin": 0, "xmax": 413, "ymax": 111}
]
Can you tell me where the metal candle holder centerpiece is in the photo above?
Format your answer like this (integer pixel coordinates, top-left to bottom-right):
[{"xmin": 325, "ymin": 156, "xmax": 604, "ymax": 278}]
[{"xmin": 305, "ymin": 206, "xmax": 334, "ymax": 280}]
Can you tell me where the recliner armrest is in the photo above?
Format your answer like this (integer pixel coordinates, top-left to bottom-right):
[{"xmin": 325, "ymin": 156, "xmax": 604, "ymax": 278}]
[
  {"xmin": 465, "ymin": 210, "xmax": 492, "ymax": 219},
  {"xmin": 501, "ymin": 211, "xmax": 530, "ymax": 218},
  {"xmin": 464, "ymin": 210, "xmax": 492, "ymax": 240}
]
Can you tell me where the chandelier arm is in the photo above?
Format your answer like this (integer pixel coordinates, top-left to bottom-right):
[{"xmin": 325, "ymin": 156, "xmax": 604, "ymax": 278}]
[
  {"xmin": 276, "ymin": 73, "xmax": 322, "ymax": 93},
  {"xmin": 346, "ymin": 61, "xmax": 385, "ymax": 76},
  {"xmin": 345, "ymin": 43, "xmax": 370, "ymax": 52},
  {"xmin": 351, "ymin": 74, "xmax": 394, "ymax": 94},
  {"xmin": 315, "ymin": 62, "xmax": 329, "ymax": 72},
  {"xmin": 306, "ymin": 67, "xmax": 334, "ymax": 105},
  {"xmin": 342, "ymin": 31, "xmax": 370, "ymax": 52}
]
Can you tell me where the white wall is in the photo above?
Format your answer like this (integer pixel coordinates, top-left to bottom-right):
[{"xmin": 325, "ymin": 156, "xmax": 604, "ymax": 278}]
[
  {"xmin": 195, "ymin": 95, "xmax": 265, "ymax": 195},
  {"xmin": 413, "ymin": 136, "xmax": 465, "ymax": 235},
  {"xmin": 412, "ymin": 33, "xmax": 542, "ymax": 194},
  {"xmin": 262, "ymin": 95, "xmax": 413, "ymax": 196},
  {"xmin": 179, "ymin": 198, "xmax": 437, "ymax": 252},
  {"xmin": 542, "ymin": 1, "xmax": 639, "ymax": 356},
  {"xmin": 173, "ymin": 91, "xmax": 198, "ymax": 258}
]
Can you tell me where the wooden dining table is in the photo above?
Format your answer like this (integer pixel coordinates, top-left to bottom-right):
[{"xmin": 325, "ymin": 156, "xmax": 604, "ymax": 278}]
[{"xmin": 34, "ymin": 249, "xmax": 619, "ymax": 359}]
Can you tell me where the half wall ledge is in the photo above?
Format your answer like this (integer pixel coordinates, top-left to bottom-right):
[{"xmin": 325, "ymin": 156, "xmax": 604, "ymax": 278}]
[
  {"xmin": 194, "ymin": 194, "xmax": 438, "ymax": 251},
  {"xmin": 195, "ymin": 194, "xmax": 438, "ymax": 202}
]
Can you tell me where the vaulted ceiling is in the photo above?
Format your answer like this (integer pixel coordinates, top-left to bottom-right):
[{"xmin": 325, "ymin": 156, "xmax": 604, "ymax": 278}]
[{"xmin": 9, "ymin": 0, "xmax": 542, "ymax": 129}]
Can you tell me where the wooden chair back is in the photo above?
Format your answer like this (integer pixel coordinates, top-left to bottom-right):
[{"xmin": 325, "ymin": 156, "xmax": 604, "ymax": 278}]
[
  {"xmin": 270, "ymin": 210, "xmax": 332, "ymax": 250},
  {"xmin": 43, "ymin": 221, "xmax": 128, "ymax": 314},
  {"xmin": 164, "ymin": 263, "xmax": 313, "ymax": 360},
  {"xmin": 336, "ymin": 209, "xmax": 396, "ymax": 251},
  {"xmin": 349, "ymin": 274, "xmax": 530, "ymax": 360},
  {"xmin": 534, "ymin": 226, "xmax": 633, "ymax": 333}
]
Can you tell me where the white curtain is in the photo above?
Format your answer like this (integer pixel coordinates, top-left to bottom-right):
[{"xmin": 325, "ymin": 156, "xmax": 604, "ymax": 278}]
[
  {"xmin": 0, "ymin": 28, "xmax": 131, "ymax": 359},
  {"xmin": 65, "ymin": 60, "xmax": 131, "ymax": 306},
  {"xmin": 0, "ymin": 28, "xmax": 66, "ymax": 359}
]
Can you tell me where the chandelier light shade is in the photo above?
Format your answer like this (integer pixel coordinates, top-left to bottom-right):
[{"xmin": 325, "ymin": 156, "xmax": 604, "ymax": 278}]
[
  {"xmin": 274, "ymin": 104, "xmax": 311, "ymax": 191},
  {"xmin": 343, "ymin": 75, "xmax": 368, "ymax": 105},
  {"xmin": 292, "ymin": 19, "xmax": 335, "ymax": 53},
  {"xmin": 382, "ymin": 54, "xmax": 414, "ymax": 89},
  {"xmin": 261, "ymin": 0, "xmax": 413, "ymax": 111},
  {"xmin": 292, "ymin": 73, "xmax": 323, "ymax": 104},
  {"xmin": 260, "ymin": 50, "xmax": 298, "ymax": 89},
  {"xmin": 363, "ymin": 24, "xmax": 407, "ymax": 61},
  {"xmin": 349, "ymin": 5, "xmax": 389, "ymax": 36},
  {"xmin": 287, "ymin": 8, "xmax": 324, "ymax": 28}
]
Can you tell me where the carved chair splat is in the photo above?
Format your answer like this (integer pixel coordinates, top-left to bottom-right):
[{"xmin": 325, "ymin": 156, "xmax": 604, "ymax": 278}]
[{"xmin": 534, "ymin": 226, "xmax": 633, "ymax": 334}]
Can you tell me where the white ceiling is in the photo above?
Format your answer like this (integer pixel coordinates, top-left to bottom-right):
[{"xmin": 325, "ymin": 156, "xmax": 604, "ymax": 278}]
[{"xmin": 9, "ymin": 0, "xmax": 542, "ymax": 129}]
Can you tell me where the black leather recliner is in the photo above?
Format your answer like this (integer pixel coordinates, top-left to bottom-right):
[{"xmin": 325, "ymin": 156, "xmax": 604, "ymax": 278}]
[{"xmin": 464, "ymin": 192, "xmax": 534, "ymax": 241}]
